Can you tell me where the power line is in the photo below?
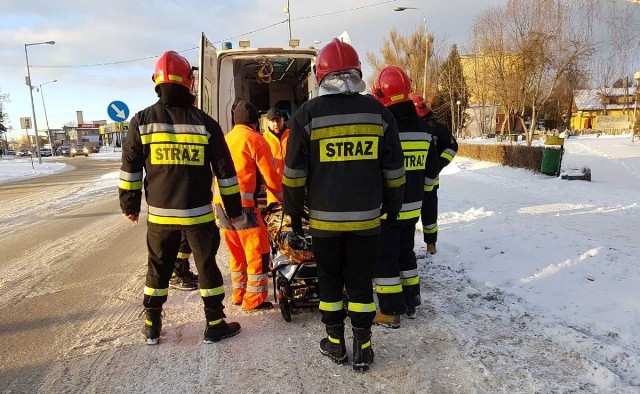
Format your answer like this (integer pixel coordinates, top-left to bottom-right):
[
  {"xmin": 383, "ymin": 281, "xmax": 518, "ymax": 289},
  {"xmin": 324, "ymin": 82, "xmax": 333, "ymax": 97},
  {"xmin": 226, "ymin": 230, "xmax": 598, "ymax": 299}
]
[
  {"xmin": 30, "ymin": 1, "xmax": 397, "ymax": 69},
  {"xmin": 31, "ymin": 19, "xmax": 288, "ymax": 69}
]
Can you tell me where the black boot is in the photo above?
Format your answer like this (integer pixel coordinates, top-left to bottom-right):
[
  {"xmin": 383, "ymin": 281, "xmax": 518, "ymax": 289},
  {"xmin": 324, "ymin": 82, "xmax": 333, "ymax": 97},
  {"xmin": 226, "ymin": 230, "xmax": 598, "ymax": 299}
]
[
  {"xmin": 204, "ymin": 320, "xmax": 241, "ymax": 343},
  {"xmin": 352, "ymin": 327, "xmax": 374, "ymax": 372},
  {"xmin": 319, "ymin": 323, "xmax": 347, "ymax": 365},
  {"xmin": 143, "ymin": 308, "xmax": 162, "ymax": 345},
  {"xmin": 169, "ymin": 258, "xmax": 198, "ymax": 291}
]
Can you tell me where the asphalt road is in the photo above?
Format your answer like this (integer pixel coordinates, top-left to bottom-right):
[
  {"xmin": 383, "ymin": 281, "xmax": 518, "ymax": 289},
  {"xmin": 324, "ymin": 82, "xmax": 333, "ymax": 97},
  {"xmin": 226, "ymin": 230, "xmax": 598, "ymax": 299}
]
[{"xmin": 0, "ymin": 157, "xmax": 148, "ymax": 392}]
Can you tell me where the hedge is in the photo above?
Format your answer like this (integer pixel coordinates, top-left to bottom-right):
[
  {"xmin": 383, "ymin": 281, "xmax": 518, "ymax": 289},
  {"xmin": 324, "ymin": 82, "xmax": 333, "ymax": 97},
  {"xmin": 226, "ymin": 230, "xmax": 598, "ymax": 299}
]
[{"xmin": 457, "ymin": 143, "xmax": 544, "ymax": 173}]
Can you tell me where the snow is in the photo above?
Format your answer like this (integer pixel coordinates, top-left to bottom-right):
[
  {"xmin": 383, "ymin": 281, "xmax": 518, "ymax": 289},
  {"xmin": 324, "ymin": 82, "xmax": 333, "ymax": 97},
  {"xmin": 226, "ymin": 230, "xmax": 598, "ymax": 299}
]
[{"xmin": 2, "ymin": 136, "xmax": 639, "ymax": 392}]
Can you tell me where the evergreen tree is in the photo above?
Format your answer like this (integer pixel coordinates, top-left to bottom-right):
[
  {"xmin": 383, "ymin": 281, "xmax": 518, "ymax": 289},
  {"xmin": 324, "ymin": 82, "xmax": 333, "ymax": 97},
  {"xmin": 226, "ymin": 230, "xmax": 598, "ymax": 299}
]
[{"xmin": 432, "ymin": 45, "xmax": 467, "ymax": 134}]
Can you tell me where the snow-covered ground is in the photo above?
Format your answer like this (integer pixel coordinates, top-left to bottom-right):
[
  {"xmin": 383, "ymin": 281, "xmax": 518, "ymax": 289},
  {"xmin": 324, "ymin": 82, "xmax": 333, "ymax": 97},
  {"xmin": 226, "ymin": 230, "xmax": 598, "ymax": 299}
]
[{"xmin": 1, "ymin": 136, "xmax": 639, "ymax": 392}]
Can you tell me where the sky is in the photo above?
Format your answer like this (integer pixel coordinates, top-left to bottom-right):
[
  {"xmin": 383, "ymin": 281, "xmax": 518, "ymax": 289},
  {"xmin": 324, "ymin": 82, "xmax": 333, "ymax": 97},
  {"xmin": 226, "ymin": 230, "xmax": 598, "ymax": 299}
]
[
  {"xmin": 0, "ymin": 0, "xmax": 505, "ymax": 141},
  {"xmin": 1, "ymin": 134, "xmax": 639, "ymax": 391}
]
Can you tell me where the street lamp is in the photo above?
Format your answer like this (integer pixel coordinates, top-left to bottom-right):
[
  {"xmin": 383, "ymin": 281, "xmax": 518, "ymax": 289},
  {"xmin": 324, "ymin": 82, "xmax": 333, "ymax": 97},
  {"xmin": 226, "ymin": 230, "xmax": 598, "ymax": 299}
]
[
  {"xmin": 37, "ymin": 79, "xmax": 57, "ymax": 155},
  {"xmin": 24, "ymin": 40, "xmax": 55, "ymax": 164},
  {"xmin": 456, "ymin": 100, "xmax": 462, "ymax": 138},
  {"xmin": 394, "ymin": 6, "xmax": 428, "ymax": 98}
]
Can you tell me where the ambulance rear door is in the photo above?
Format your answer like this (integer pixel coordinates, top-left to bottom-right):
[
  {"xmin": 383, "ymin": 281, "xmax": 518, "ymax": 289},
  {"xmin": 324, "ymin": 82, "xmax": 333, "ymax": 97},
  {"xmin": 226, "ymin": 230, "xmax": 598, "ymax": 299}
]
[{"xmin": 197, "ymin": 32, "xmax": 218, "ymax": 120}]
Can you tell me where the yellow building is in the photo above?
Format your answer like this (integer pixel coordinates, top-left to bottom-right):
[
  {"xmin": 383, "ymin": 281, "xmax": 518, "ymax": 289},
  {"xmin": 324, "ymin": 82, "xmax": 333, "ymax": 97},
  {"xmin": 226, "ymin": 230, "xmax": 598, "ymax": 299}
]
[{"xmin": 571, "ymin": 88, "xmax": 635, "ymax": 134}]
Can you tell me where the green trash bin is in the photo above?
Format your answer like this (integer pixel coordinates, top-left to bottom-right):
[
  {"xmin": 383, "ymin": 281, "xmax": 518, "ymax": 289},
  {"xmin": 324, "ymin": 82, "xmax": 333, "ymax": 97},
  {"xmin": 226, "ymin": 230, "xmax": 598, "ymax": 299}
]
[{"xmin": 541, "ymin": 145, "xmax": 563, "ymax": 176}]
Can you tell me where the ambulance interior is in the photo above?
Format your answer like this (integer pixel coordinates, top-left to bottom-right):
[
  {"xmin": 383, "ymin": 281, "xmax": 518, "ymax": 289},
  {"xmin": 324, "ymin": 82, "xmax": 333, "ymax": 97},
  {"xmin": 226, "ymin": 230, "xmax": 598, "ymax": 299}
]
[{"xmin": 217, "ymin": 54, "xmax": 316, "ymax": 132}]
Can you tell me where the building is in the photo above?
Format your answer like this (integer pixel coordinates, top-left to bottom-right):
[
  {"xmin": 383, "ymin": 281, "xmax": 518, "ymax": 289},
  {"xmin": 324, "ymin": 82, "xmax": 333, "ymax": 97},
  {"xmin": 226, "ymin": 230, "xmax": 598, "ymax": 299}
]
[{"xmin": 571, "ymin": 88, "xmax": 636, "ymax": 133}]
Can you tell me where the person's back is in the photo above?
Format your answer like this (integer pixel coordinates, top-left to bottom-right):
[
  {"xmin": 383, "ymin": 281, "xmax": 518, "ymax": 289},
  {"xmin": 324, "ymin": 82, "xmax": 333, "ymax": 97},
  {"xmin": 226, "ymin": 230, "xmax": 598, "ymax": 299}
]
[{"xmin": 283, "ymin": 38, "xmax": 404, "ymax": 373}]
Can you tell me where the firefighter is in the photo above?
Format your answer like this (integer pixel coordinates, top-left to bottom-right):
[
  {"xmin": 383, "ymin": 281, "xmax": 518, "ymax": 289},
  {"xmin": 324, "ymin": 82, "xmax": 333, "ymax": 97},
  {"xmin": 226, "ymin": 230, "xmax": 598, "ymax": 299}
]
[
  {"xmin": 119, "ymin": 50, "xmax": 242, "ymax": 345},
  {"xmin": 370, "ymin": 67, "xmax": 439, "ymax": 327},
  {"xmin": 283, "ymin": 38, "xmax": 405, "ymax": 372},
  {"xmin": 263, "ymin": 106, "xmax": 290, "ymax": 206},
  {"xmin": 413, "ymin": 95, "xmax": 458, "ymax": 254},
  {"xmin": 169, "ymin": 231, "xmax": 198, "ymax": 291},
  {"xmin": 213, "ymin": 100, "xmax": 283, "ymax": 311}
]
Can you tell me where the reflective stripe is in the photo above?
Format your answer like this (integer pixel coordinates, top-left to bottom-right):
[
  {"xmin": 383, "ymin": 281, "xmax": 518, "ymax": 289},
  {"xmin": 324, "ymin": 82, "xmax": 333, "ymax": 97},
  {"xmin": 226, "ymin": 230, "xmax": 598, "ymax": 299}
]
[
  {"xmin": 311, "ymin": 113, "xmax": 383, "ymax": 129},
  {"xmin": 434, "ymin": 177, "xmax": 440, "ymax": 186},
  {"xmin": 144, "ymin": 286, "xmax": 168, "ymax": 296},
  {"xmin": 283, "ymin": 175, "xmax": 307, "ymax": 187},
  {"xmin": 219, "ymin": 184, "xmax": 240, "ymax": 195},
  {"xmin": 374, "ymin": 277, "xmax": 401, "ymax": 286},
  {"xmin": 240, "ymin": 192, "xmax": 255, "ymax": 200},
  {"xmin": 441, "ymin": 149, "xmax": 456, "ymax": 161},
  {"xmin": 200, "ymin": 286, "xmax": 225, "ymax": 297},
  {"xmin": 400, "ymin": 201, "xmax": 423, "ymax": 213},
  {"xmin": 401, "ymin": 141, "xmax": 430, "ymax": 150},
  {"xmin": 120, "ymin": 170, "xmax": 143, "ymax": 181},
  {"xmin": 311, "ymin": 217, "xmax": 380, "ymax": 231},
  {"xmin": 399, "ymin": 132, "xmax": 432, "ymax": 142},
  {"xmin": 283, "ymin": 166, "xmax": 307, "ymax": 178},
  {"xmin": 248, "ymin": 273, "xmax": 269, "ymax": 282},
  {"xmin": 384, "ymin": 175, "xmax": 405, "ymax": 188},
  {"xmin": 423, "ymin": 224, "xmax": 438, "ymax": 234},
  {"xmin": 208, "ymin": 318, "xmax": 223, "ymax": 326},
  {"xmin": 360, "ymin": 340, "xmax": 371, "ymax": 349},
  {"xmin": 348, "ymin": 302, "xmax": 376, "ymax": 313},
  {"xmin": 119, "ymin": 180, "xmax": 142, "ymax": 190},
  {"xmin": 246, "ymin": 285, "xmax": 269, "ymax": 293},
  {"xmin": 140, "ymin": 133, "xmax": 209, "ymax": 145},
  {"xmin": 319, "ymin": 300, "xmax": 344, "ymax": 312},
  {"xmin": 375, "ymin": 284, "xmax": 403, "ymax": 294},
  {"xmin": 145, "ymin": 319, "xmax": 154, "ymax": 327},
  {"xmin": 230, "ymin": 271, "xmax": 246, "ymax": 278},
  {"xmin": 148, "ymin": 212, "xmax": 214, "ymax": 225},
  {"xmin": 328, "ymin": 335, "xmax": 341, "ymax": 344},
  {"xmin": 232, "ymin": 282, "xmax": 247, "ymax": 289},
  {"xmin": 312, "ymin": 125, "xmax": 384, "ymax": 140},
  {"xmin": 177, "ymin": 252, "xmax": 190, "ymax": 259},
  {"xmin": 400, "ymin": 269, "xmax": 418, "ymax": 278},
  {"xmin": 139, "ymin": 123, "xmax": 209, "ymax": 137},
  {"xmin": 401, "ymin": 277, "xmax": 420, "ymax": 286},
  {"xmin": 148, "ymin": 204, "xmax": 212, "ymax": 218},
  {"xmin": 398, "ymin": 209, "xmax": 420, "ymax": 220},
  {"xmin": 383, "ymin": 167, "xmax": 405, "ymax": 180},
  {"xmin": 310, "ymin": 208, "xmax": 380, "ymax": 222},
  {"xmin": 217, "ymin": 176, "xmax": 238, "ymax": 187},
  {"xmin": 424, "ymin": 177, "xmax": 436, "ymax": 186}
]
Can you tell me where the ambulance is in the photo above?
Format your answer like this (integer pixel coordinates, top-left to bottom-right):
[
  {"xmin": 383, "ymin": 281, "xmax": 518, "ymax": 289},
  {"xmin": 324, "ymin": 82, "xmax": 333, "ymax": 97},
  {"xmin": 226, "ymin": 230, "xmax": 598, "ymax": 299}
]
[{"xmin": 196, "ymin": 33, "xmax": 319, "ymax": 132}]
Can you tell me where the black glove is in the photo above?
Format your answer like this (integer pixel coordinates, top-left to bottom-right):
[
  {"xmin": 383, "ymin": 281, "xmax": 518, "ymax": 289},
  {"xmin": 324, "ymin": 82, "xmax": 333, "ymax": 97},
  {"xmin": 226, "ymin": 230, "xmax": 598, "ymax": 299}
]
[
  {"xmin": 383, "ymin": 210, "xmax": 399, "ymax": 226},
  {"xmin": 290, "ymin": 215, "xmax": 304, "ymax": 236}
]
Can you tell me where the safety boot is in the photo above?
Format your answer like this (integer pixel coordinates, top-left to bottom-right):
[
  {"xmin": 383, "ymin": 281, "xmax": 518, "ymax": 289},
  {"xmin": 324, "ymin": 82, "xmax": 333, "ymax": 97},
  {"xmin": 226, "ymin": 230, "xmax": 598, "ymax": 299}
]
[
  {"xmin": 169, "ymin": 258, "xmax": 198, "ymax": 291},
  {"xmin": 319, "ymin": 323, "xmax": 347, "ymax": 365},
  {"xmin": 405, "ymin": 306, "xmax": 417, "ymax": 319},
  {"xmin": 372, "ymin": 311, "xmax": 400, "ymax": 329},
  {"xmin": 427, "ymin": 243, "xmax": 437, "ymax": 255},
  {"xmin": 203, "ymin": 320, "xmax": 241, "ymax": 343},
  {"xmin": 352, "ymin": 327, "xmax": 374, "ymax": 372},
  {"xmin": 143, "ymin": 308, "xmax": 163, "ymax": 345}
]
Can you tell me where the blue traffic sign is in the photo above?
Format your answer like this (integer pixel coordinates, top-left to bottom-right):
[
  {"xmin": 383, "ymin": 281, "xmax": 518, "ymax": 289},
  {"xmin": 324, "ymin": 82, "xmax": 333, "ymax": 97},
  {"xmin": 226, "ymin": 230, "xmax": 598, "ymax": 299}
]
[{"xmin": 107, "ymin": 100, "xmax": 130, "ymax": 122}]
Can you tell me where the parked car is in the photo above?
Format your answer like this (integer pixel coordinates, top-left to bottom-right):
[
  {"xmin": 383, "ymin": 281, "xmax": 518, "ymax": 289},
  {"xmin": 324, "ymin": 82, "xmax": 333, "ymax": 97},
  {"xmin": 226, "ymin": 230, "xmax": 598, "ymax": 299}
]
[
  {"xmin": 38, "ymin": 147, "xmax": 53, "ymax": 157},
  {"xmin": 57, "ymin": 146, "xmax": 71, "ymax": 156},
  {"xmin": 18, "ymin": 148, "xmax": 31, "ymax": 157},
  {"xmin": 6, "ymin": 149, "xmax": 16, "ymax": 156},
  {"xmin": 70, "ymin": 145, "xmax": 89, "ymax": 157}
]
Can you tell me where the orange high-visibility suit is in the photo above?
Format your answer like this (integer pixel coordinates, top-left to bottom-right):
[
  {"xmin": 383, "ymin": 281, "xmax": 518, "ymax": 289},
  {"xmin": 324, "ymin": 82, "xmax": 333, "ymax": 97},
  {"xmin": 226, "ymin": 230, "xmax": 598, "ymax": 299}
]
[
  {"xmin": 264, "ymin": 127, "xmax": 290, "ymax": 205},
  {"xmin": 214, "ymin": 124, "xmax": 283, "ymax": 310}
]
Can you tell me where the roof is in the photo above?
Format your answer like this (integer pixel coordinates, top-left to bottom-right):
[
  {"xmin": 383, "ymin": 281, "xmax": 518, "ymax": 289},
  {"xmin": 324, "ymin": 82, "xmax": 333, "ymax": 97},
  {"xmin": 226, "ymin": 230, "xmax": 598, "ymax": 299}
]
[{"xmin": 574, "ymin": 88, "xmax": 638, "ymax": 111}]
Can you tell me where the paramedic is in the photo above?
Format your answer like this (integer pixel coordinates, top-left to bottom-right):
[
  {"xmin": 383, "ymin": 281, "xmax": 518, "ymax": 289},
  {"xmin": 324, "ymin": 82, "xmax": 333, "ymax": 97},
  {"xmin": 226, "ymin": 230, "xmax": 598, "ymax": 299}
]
[
  {"xmin": 213, "ymin": 100, "xmax": 283, "ymax": 311},
  {"xmin": 119, "ymin": 50, "xmax": 242, "ymax": 345},
  {"xmin": 283, "ymin": 38, "xmax": 405, "ymax": 372},
  {"xmin": 263, "ymin": 106, "xmax": 290, "ymax": 205}
]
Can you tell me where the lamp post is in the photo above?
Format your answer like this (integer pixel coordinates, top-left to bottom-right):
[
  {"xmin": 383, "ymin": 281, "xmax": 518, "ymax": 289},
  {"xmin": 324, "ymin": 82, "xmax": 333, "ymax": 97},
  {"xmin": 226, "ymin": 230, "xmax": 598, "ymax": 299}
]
[
  {"xmin": 456, "ymin": 100, "xmax": 462, "ymax": 138},
  {"xmin": 633, "ymin": 71, "xmax": 640, "ymax": 141},
  {"xmin": 25, "ymin": 40, "xmax": 55, "ymax": 164},
  {"xmin": 37, "ymin": 79, "xmax": 57, "ymax": 155},
  {"xmin": 394, "ymin": 6, "xmax": 428, "ymax": 98}
]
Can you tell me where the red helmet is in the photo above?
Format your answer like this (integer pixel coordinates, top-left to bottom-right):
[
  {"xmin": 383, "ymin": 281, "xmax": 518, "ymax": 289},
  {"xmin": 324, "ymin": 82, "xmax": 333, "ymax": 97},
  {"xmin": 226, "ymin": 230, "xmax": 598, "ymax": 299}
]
[
  {"xmin": 315, "ymin": 38, "xmax": 361, "ymax": 84},
  {"xmin": 152, "ymin": 51, "xmax": 194, "ymax": 90},
  {"xmin": 412, "ymin": 94, "xmax": 431, "ymax": 117},
  {"xmin": 372, "ymin": 66, "xmax": 413, "ymax": 107}
]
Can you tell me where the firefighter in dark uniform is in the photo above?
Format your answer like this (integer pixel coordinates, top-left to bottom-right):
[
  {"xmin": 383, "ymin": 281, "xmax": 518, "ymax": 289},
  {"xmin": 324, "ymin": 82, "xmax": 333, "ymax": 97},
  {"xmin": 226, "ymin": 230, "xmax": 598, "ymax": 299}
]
[
  {"xmin": 413, "ymin": 95, "xmax": 458, "ymax": 254},
  {"xmin": 168, "ymin": 232, "xmax": 198, "ymax": 291},
  {"xmin": 119, "ymin": 51, "xmax": 243, "ymax": 345},
  {"xmin": 371, "ymin": 67, "xmax": 439, "ymax": 328},
  {"xmin": 283, "ymin": 39, "xmax": 405, "ymax": 372}
]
